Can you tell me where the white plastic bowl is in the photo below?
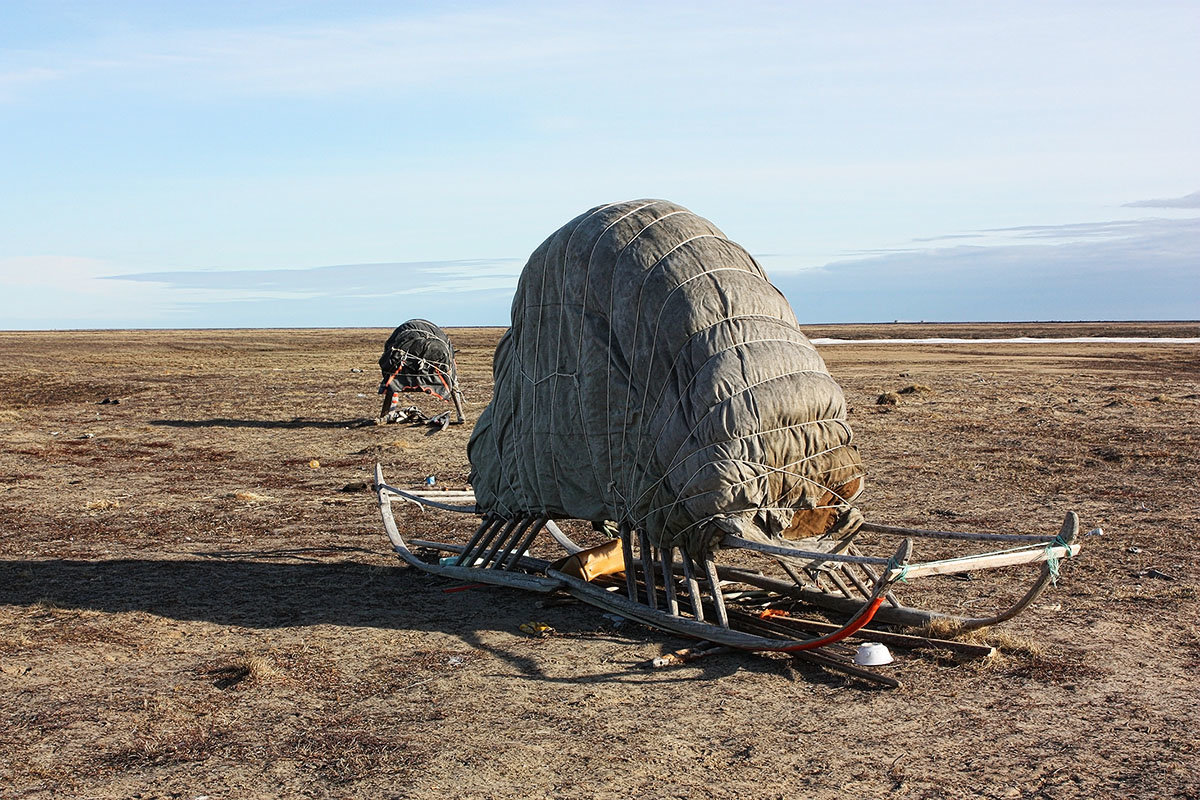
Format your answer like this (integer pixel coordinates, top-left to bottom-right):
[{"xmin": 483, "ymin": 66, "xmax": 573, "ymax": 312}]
[{"xmin": 854, "ymin": 642, "xmax": 894, "ymax": 666}]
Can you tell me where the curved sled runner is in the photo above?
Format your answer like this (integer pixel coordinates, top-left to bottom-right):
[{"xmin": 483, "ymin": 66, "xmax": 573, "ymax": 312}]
[{"xmin": 375, "ymin": 464, "xmax": 1082, "ymax": 653}]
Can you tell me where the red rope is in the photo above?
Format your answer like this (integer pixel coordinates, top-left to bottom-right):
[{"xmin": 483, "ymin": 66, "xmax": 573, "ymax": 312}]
[
  {"xmin": 382, "ymin": 357, "xmax": 451, "ymax": 402},
  {"xmin": 768, "ymin": 595, "xmax": 885, "ymax": 652}
]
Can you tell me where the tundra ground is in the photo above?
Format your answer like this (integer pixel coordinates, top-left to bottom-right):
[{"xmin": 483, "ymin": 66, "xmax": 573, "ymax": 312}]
[{"xmin": 1, "ymin": 323, "xmax": 1197, "ymax": 799}]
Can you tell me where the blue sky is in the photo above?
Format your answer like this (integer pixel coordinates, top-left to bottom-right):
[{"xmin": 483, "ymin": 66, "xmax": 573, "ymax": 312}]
[{"xmin": 1, "ymin": 1, "xmax": 1197, "ymax": 329}]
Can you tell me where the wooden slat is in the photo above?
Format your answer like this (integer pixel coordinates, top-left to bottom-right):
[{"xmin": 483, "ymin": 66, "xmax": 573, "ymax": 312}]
[
  {"xmin": 409, "ymin": 538, "xmax": 550, "ymax": 571},
  {"xmin": 456, "ymin": 516, "xmax": 505, "ymax": 566},
  {"xmin": 897, "ymin": 544, "xmax": 1080, "ymax": 580},
  {"xmin": 620, "ymin": 523, "xmax": 638, "ymax": 602},
  {"xmin": 681, "ymin": 554, "xmax": 704, "ymax": 622},
  {"xmin": 489, "ymin": 516, "xmax": 534, "ymax": 568},
  {"xmin": 703, "ymin": 553, "xmax": 730, "ymax": 629},
  {"xmin": 638, "ymin": 529, "xmax": 658, "ymax": 611},
  {"xmin": 500, "ymin": 517, "xmax": 546, "ymax": 570},
  {"xmin": 861, "ymin": 519, "xmax": 1070, "ymax": 544},
  {"xmin": 660, "ymin": 546, "xmax": 679, "ymax": 617}
]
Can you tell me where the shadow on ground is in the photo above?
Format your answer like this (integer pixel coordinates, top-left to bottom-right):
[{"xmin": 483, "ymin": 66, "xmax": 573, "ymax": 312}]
[
  {"xmin": 0, "ymin": 557, "xmax": 807, "ymax": 684},
  {"xmin": 150, "ymin": 417, "xmax": 375, "ymax": 429},
  {"xmin": 1, "ymin": 557, "xmax": 491, "ymax": 629}
]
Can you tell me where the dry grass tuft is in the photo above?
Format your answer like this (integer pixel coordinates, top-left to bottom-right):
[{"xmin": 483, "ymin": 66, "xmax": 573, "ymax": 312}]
[
  {"xmin": 912, "ymin": 620, "xmax": 1048, "ymax": 657},
  {"xmin": 230, "ymin": 491, "xmax": 276, "ymax": 503},
  {"xmin": 912, "ymin": 618, "xmax": 962, "ymax": 639},
  {"xmin": 106, "ymin": 721, "xmax": 223, "ymax": 767},
  {"xmin": 202, "ymin": 654, "xmax": 283, "ymax": 690},
  {"xmin": 85, "ymin": 498, "xmax": 121, "ymax": 511}
]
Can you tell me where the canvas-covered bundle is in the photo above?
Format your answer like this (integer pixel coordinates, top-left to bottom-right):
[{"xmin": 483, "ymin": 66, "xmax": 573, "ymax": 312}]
[
  {"xmin": 468, "ymin": 199, "xmax": 864, "ymax": 556},
  {"xmin": 378, "ymin": 319, "xmax": 459, "ymax": 400}
]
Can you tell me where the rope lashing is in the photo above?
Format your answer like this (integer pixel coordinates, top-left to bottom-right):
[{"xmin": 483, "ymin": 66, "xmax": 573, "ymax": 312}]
[
  {"xmin": 1044, "ymin": 531, "xmax": 1076, "ymax": 586},
  {"xmin": 884, "ymin": 550, "xmax": 910, "ymax": 584}
]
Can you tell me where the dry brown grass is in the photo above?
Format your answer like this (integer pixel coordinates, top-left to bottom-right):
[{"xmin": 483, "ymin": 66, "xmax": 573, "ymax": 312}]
[
  {"xmin": 85, "ymin": 498, "xmax": 121, "ymax": 510},
  {"xmin": 230, "ymin": 491, "xmax": 276, "ymax": 503},
  {"xmin": 202, "ymin": 654, "xmax": 284, "ymax": 689},
  {"xmin": 1, "ymin": 323, "xmax": 1198, "ymax": 799}
]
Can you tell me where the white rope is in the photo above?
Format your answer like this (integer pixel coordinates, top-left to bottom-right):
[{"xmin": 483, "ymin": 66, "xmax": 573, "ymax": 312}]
[
  {"xmin": 632, "ymin": 445, "xmax": 858, "ymax": 531},
  {"xmin": 623, "ymin": 334, "xmax": 835, "ymax": 503},
  {"xmin": 614, "ymin": 238, "xmax": 755, "ymax": 484},
  {"xmin": 626, "ymin": 420, "xmax": 856, "ymax": 514},
  {"xmin": 605, "ymin": 208, "xmax": 693, "ymax": 493},
  {"xmin": 628, "ymin": 367, "xmax": 854, "ymax": 513}
]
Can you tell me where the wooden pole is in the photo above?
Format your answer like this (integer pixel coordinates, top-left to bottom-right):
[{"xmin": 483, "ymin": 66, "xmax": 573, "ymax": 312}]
[
  {"xmin": 703, "ymin": 552, "xmax": 730, "ymax": 629},
  {"xmin": 682, "ymin": 554, "xmax": 705, "ymax": 622},
  {"xmin": 501, "ymin": 517, "xmax": 545, "ymax": 570},
  {"xmin": 661, "ymin": 546, "xmax": 679, "ymax": 617},
  {"xmin": 638, "ymin": 529, "xmax": 658, "ymax": 611},
  {"xmin": 620, "ymin": 522, "xmax": 638, "ymax": 602},
  {"xmin": 454, "ymin": 516, "xmax": 500, "ymax": 566}
]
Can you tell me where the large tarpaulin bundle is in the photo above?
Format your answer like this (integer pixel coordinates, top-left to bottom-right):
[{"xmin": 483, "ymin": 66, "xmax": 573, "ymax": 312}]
[
  {"xmin": 378, "ymin": 319, "xmax": 459, "ymax": 400},
  {"xmin": 468, "ymin": 200, "xmax": 864, "ymax": 556}
]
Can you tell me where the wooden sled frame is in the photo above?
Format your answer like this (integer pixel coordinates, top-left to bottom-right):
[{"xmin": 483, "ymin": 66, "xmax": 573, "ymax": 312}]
[{"xmin": 374, "ymin": 464, "xmax": 1082, "ymax": 653}]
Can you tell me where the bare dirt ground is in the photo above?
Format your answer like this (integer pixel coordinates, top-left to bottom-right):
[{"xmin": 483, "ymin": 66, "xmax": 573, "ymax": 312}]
[{"xmin": 1, "ymin": 322, "xmax": 1198, "ymax": 799}]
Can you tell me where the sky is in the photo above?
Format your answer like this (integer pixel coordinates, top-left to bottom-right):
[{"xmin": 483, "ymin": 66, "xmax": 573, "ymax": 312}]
[{"xmin": 1, "ymin": 1, "xmax": 1197, "ymax": 329}]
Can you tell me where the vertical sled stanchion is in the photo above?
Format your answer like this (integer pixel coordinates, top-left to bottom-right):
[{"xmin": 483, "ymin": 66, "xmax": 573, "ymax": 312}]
[
  {"xmin": 661, "ymin": 546, "xmax": 679, "ymax": 616},
  {"xmin": 639, "ymin": 528, "xmax": 658, "ymax": 610},
  {"xmin": 620, "ymin": 522, "xmax": 638, "ymax": 602},
  {"xmin": 702, "ymin": 551, "xmax": 730, "ymax": 628}
]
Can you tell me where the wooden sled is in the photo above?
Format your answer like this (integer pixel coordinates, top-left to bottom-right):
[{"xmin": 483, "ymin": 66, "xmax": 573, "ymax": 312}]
[{"xmin": 374, "ymin": 464, "xmax": 1082, "ymax": 657}]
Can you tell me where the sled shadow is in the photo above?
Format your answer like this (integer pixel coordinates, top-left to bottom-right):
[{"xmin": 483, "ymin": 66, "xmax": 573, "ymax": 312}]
[
  {"xmin": 0, "ymin": 556, "xmax": 790, "ymax": 684},
  {"xmin": 150, "ymin": 417, "xmax": 375, "ymax": 430}
]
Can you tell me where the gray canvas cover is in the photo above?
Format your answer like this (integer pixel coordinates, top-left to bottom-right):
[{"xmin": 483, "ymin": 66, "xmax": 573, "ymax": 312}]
[
  {"xmin": 378, "ymin": 319, "xmax": 459, "ymax": 401},
  {"xmin": 468, "ymin": 200, "xmax": 863, "ymax": 555}
]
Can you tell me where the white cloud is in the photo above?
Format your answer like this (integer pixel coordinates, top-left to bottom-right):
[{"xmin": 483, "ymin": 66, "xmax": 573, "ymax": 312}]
[
  {"xmin": 0, "ymin": 255, "xmax": 110, "ymax": 287},
  {"xmin": 0, "ymin": 66, "xmax": 64, "ymax": 101},
  {"xmin": 0, "ymin": 6, "xmax": 695, "ymax": 100},
  {"xmin": 1124, "ymin": 191, "xmax": 1200, "ymax": 209}
]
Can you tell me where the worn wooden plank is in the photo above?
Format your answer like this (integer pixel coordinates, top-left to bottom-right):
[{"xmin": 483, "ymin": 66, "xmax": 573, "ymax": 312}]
[
  {"xmin": 898, "ymin": 544, "xmax": 1080, "ymax": 580},
  {"xmin": 681, "ymin": 554, "xmax": 705, "ymax": 622},
  {"xmin": 660, "ymin": 546, "xmax": 679, "ymax": 617},
  {"xmin": 703, "ymin": 552, "xmax": 730, "ymax": 629},
  {"xmin": 861, "ymin": 512, "xmax": 1077, "ymax": 544},
  {"xmin": 638, "ymin": 529, "xmax": 658, "ymax": 611},
  {"xmin": 620, "ymin": 523, "xmax": 638, "ymax": 602}
]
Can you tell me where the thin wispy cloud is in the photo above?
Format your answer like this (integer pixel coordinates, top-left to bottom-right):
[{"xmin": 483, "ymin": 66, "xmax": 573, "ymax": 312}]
[
  {"xmin": 776, "ymin": 216, "xmax": 1200, "ymax": 323},
  {"xmin": 88, "ymin": 215, "xmax": 1199, "ymax": 329},
  {"xmin": 979, "ymin": 217, "xmax": 1190, "ymax": 241},
  {"xmin": 1123, "ymin": 191, "xmax": 1200, "ymax": 209},
  {"xmin": 910, "ymin": 233, "xmax": 983, "ymax": 243},
  {"xmin": 0, "ymin": 6, "xmax": 831, "ymax": 102},
  {"xmin": 99, "ymin": 259, "xmax": 523, "ymax": 328}
]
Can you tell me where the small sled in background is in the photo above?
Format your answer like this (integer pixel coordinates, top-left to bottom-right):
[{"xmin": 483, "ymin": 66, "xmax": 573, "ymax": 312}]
[
  {"xmin": 378, "ymin": 319, "xmax": 465, "ymax": 426},
  {"xmin": 372, "ymin": 201, "xmax": 1083, "ymax": 682}
]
